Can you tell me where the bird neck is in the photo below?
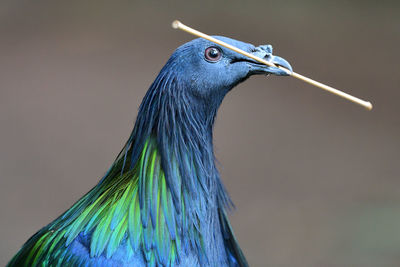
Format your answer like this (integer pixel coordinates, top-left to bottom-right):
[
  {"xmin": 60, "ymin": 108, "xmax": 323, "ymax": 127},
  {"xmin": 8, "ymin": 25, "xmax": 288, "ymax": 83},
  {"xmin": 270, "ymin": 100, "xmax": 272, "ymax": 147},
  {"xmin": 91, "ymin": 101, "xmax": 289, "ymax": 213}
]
[
  {"xmin": 41, "ymin": 67, "xmax": 235, "ymax": 266},
  {"xmin": 96, "ymin": 68, "xmax": 233, "ymax": 263},
  {"xmin": 120, "ymin": 66, "xmax": 232, "ymax": 211}
]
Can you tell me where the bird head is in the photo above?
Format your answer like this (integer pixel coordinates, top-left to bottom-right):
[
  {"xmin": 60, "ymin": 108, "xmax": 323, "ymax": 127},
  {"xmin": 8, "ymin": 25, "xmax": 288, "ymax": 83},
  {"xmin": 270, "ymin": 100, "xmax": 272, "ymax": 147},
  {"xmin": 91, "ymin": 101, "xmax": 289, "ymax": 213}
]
[{"xmin": 168, "ymin": 36, "xmax": 292, "ymax": 103}]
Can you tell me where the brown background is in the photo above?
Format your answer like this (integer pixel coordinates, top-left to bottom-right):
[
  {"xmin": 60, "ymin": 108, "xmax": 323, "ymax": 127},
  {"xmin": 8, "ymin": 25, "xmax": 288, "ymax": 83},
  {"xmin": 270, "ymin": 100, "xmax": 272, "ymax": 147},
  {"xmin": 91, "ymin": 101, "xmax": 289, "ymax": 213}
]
[{"xmin": 1, "ymin": 1, "xmax": 399, "ymax": 266}]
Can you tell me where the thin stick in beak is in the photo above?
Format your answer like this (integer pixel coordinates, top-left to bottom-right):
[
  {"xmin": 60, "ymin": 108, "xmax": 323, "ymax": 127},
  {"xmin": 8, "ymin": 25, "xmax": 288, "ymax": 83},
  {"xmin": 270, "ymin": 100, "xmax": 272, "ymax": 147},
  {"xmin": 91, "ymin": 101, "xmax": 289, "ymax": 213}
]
[{"xmin": 172, "ymin": 20, "xmax": 373, "ymax": 111}]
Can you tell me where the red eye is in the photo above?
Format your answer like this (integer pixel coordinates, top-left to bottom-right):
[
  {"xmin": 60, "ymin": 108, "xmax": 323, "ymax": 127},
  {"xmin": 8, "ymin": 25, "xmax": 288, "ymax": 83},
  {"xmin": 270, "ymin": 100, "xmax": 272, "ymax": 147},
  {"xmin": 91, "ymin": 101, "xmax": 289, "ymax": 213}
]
[{"xmin": 204, "ymin": 47, "xmax": 222, "ymax": 62}]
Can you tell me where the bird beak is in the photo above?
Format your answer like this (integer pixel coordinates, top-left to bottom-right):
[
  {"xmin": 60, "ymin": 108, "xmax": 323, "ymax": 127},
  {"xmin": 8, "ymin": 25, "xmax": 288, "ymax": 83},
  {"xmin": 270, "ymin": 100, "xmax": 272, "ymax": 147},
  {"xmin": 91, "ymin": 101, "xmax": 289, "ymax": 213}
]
[
  {"xmin": 247, "ymin": 44, "xmax": 293, "ymax": 76},
  {"xmin": 266, "ymin": 55, "xmax": 292, "ymax": 75}
]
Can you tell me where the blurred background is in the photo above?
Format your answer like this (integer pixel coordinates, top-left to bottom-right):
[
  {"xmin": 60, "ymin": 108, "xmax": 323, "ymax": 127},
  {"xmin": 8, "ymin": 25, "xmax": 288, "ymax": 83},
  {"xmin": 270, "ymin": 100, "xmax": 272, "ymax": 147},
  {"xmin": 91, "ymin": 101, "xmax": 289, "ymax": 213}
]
[{"xmin": 0, "ymin": 0, "xmax": 399, "ymax": 266}]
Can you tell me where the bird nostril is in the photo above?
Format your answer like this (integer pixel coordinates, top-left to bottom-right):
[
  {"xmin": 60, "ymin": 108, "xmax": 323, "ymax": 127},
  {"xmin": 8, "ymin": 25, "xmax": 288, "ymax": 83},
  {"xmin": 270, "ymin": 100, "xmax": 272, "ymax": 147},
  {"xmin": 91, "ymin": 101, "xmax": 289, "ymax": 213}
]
[{"xmin": 264, "ymin": 54, "xmax": 272, "ymax": 60}]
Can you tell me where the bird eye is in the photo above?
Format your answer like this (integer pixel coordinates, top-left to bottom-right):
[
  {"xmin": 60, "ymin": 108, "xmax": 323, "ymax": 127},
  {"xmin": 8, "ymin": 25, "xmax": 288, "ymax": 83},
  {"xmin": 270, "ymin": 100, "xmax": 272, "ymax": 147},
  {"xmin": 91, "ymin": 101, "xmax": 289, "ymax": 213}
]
[{"xmin": 204, "ymin": 47, "xmax": 222, "ymax": 62}]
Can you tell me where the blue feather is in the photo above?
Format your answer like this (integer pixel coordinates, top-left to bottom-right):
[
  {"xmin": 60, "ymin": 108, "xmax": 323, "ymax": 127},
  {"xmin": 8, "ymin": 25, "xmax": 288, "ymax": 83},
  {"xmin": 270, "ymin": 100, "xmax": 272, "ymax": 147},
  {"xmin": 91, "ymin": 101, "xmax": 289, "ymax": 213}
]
[{"xmin": 8, "ymin": 35, "xmax": 294, "ymax": 267}]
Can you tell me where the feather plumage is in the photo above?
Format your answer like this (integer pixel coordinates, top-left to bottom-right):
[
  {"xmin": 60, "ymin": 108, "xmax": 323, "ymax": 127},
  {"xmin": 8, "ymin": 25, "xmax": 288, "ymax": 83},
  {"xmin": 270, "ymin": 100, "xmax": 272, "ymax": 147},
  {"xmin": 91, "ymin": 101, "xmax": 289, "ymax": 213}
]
[{"xmin": 7, "ymin": 35, "xmax": 293, "ymax": 267}]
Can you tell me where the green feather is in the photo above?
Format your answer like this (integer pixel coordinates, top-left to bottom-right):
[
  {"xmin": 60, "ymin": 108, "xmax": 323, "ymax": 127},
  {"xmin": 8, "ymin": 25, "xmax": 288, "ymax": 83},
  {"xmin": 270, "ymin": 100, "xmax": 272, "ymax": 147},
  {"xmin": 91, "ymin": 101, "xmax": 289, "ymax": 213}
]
[
  {"xmin": 169, "ymin": 242, "xmax": 176, "ymax": 266},
  {"xmin": 140, "ymin": 139, "xmax": 152, "ymax": 227},
  {"xmin": 47, "ymin": 229, "xmax": 66, "ymax": 256},
  {"xmin": 151, "ymin": 156, "xmax": 160, "ymax": 228},
  {"xmin": 83, "ymin": 203, "xmax": 108, "ymax": 235},
  {"xmin": 128, "ymin": 187, "xmax": 141, "ymax": 252},
  {"xmin": 148, "ymin": 252, "xmax": 156, "ymax": 267},
  {"xmin": 147, "ymin": 150, "xmax": 157, "ymax": 227},
  {"xmin": 90, "ymin": 198, "xmax": 117, "ymax": 257},
  {"xmin": 25, "ymin": 231, "xmax": 51, "ymax": 265},
  {"xmin": 111, "ymin": 180, "xmax": 133, "ymax": 230},
  {"xmin": 8, "ymin": 136, "xmax": 198, "ymax": 266},
  {"xmin": 106, "ymin": 214, "xmax": 128, "ymax": 258}
]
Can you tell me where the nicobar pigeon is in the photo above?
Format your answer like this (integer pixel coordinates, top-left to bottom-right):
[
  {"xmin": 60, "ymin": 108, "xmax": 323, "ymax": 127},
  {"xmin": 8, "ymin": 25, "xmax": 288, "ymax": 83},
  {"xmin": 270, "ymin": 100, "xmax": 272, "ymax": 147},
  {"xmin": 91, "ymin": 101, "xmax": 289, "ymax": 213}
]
[{"xmin": 8, "ymin": 36, "xmax": 292, "ymax": 267}]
